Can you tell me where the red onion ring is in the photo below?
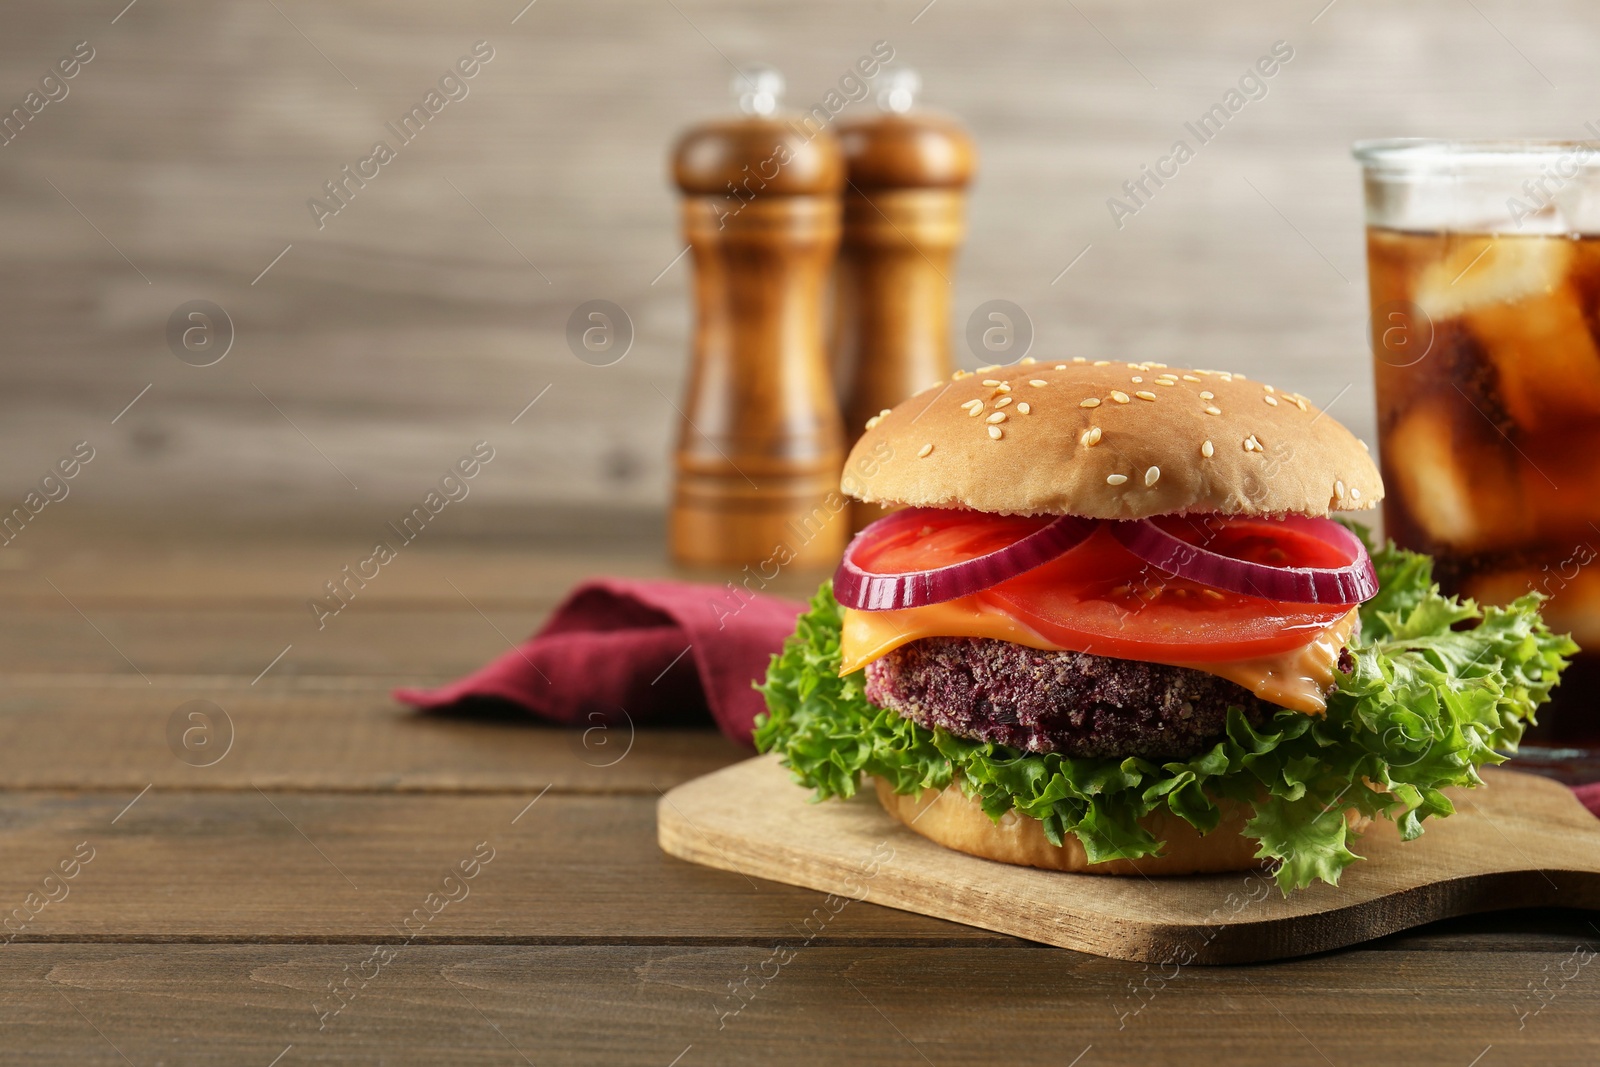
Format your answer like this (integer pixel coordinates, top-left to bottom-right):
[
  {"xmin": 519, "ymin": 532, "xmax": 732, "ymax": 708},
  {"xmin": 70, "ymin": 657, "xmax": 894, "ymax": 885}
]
[
  {"xmin": 1108, "ymin": 516, "xmax": 1378, "ymax": 605},
  {"xmin": 833, "ymin": 510, "xmax": 1097, "ymax": 611}
]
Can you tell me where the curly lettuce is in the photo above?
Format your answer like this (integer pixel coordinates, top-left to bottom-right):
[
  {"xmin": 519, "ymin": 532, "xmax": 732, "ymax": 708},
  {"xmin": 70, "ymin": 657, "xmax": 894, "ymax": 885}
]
[{"xmin": 754, "ymin": 537, "xmax": 1576, "ymax": 893}]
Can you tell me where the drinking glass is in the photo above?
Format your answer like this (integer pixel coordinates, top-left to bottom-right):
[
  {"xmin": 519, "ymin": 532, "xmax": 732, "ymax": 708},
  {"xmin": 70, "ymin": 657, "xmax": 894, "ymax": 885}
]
[{"xmin": 1355, "ymin": 138, "xmax": 1600, "ymax": 768}]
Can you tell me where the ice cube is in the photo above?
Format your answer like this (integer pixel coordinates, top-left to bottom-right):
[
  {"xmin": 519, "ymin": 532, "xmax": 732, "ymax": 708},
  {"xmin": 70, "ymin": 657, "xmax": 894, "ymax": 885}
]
[
  {"xmin": 1412, "ymin": 236, "xmax": 1571, "ymax": 321},
  {"xmin": 1386, "ymin": 397, "xmax": 1531, "ymax": 551},
  {"xmin": 1466, "ymin": 279, "xmax": 1600, "ymax": 430}
]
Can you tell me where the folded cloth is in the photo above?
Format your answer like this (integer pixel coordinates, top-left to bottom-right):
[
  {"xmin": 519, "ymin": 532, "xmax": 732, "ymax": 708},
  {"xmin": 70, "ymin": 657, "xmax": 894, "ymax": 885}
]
[
  {"xmin": 1578, "ymin": 783, "xmax": 1600, "ymax": 819},
  {"xmin": 394, "ymin": 578, "xmax": 1600, "ymax": 816},
  {"xmin": 394, "ymin": 578, "xmax": 804, "ymax": 746}
]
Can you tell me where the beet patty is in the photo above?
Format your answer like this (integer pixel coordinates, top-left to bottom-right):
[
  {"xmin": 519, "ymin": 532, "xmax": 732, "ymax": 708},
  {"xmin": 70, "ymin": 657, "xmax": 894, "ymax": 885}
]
[{"xmin": 862, "ymin": 637, "xmax": 1301, "ymax": 761}]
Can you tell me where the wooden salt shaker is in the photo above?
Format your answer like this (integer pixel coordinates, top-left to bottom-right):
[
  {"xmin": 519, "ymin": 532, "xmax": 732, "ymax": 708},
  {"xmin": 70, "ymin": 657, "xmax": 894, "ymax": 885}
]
[
  {"xmin": 669, "ymin": 69, "xmax": 847, "ymax": 569},
  {"xmin": 835, "ymin": 71, "xmax": 976, "ymax": 531}
]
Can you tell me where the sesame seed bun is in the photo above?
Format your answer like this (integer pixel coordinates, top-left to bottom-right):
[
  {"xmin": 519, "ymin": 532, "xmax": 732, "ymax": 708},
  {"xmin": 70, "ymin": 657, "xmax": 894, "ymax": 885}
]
[{"xmin": 843, "ymin": 359, "xmax": 1382, "ymax": 519}]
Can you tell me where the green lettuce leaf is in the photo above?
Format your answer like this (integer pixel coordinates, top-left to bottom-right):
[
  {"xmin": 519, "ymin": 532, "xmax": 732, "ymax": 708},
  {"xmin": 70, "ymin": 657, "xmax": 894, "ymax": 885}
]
[{"xmin": 754, "ymin": 536, "xmax": 1577, "ymax": 893}]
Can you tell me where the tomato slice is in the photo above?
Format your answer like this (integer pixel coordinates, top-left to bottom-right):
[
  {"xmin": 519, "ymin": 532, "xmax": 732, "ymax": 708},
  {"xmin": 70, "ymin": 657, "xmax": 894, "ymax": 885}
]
[
  {"xmin": 1148, "ymin": 514, "xmax": 1357, "ymax": 570},
  {"xmin": 978, "ymin": 525, "xmax": 1353, "ymax": 661},
  {"xmin": 850, "ymin": 510, "xmax": 1054, "ymax": 575}
]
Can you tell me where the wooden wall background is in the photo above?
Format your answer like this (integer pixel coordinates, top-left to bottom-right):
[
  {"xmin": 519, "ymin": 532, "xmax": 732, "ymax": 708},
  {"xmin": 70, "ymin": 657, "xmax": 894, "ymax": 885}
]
[{"xmin": 0, "ymin": 0, "xmax": 1593, "ymax": 530}]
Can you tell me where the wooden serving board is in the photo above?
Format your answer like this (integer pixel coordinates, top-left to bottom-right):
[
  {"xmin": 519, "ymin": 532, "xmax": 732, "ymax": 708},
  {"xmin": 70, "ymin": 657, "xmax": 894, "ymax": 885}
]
[{"xmin": 657, "ymin": 754, "xmax": 1600, "ymax": 963}]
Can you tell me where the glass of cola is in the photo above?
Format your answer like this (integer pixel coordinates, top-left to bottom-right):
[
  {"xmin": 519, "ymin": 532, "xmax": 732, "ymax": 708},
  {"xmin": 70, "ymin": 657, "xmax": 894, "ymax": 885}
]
[{"xmin": 1355, "ymin": 139, "xmax": 1600, "ymax": 766}]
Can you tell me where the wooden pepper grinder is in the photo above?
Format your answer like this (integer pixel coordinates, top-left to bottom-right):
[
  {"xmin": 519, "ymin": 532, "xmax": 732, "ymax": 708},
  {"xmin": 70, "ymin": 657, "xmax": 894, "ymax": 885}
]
[
  {"xmin": 835, "ymin": 70, "xmax": 976, "ymax": 531},
  {"xmin": 669, "ymin": 68, "xmax": 847, "ymax": 569}
]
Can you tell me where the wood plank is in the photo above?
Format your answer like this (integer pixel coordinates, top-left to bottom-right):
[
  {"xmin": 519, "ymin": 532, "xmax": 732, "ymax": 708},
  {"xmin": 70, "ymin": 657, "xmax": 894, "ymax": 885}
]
[
  {"xmin": 0, "ymin": 594, "xmax": 816, "ymax": 678},
  {"xmin": 1365, "ymin": 909, "xmax": 1600, "ymax": 953},
  {"xmin": 0, "ymin": 686, "xmax": 747, "ymax": 793},
  {"xmin": 5, "ymin": 784, "xmax": 1589, "ymax": 952},
  {"xmin": 0, "ymin": 508, "xmax": 825, "ymax": 680},
  {"xmin": 661, "ymin": 755, "xmax": 1600, "ymax": 962},
  {"xmin": 3, "ymin": 943, "xmax": 1597, "ymax": 1066},
  {"xmin": 0, "ymin": 607, "xmax": 554, "ymax": 679},
  {"xmin": 0, "ymin": 518, "xmax": 670, "ymax": 608},
  {"xmin": 0, "ymin": 789, "xmax": 997, "ymax": 943},
  {"xmin": 0, "ymin": 505, "xmax": 826, "ymax": 610}
]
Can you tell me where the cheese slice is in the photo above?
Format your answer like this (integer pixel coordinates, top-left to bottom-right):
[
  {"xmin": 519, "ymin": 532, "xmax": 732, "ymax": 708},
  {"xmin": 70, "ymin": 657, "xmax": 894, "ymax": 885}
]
[{"xmin": 839, "ymin": 603, "xmax": 1359, "ymax": 714}]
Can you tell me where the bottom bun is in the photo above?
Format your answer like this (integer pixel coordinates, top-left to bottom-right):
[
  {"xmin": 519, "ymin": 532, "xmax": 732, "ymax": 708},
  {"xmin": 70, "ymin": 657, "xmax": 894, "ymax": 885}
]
[{"xmin": 874, "ymin": 778, "xmax": 1371, "ymax": 877}]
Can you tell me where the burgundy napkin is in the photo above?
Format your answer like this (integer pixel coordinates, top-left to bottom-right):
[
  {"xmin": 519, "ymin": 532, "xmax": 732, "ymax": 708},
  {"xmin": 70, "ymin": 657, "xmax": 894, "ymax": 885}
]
[
  {"xmin": 1577, "ymin": 783, "xmax": 1600, "ymax": 817},
  {"xmin": 394, "ymin": 578, "xmax": 804, "ymax": 745},
  {"xmin": 394, "ymin": 578, "xmax": 1600, "ymax": 816}
]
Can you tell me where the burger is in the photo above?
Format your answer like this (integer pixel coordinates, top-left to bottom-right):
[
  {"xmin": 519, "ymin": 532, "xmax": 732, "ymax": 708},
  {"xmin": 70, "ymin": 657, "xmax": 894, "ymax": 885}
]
[{"xmin": 755, "ymin": 358, "xmax": 1575, "ymax": 891}]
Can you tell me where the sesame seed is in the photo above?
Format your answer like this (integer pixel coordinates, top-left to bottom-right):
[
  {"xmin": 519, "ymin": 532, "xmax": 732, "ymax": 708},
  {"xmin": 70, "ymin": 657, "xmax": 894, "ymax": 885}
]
[
  {"xmin": 865, "ymin": 416, "xmax": 881, "ymax": 430},
  {"xmin": 1127, "ymin": 363, "xmax": 1141, "ymax": 370},
  {"xmin": 1016, "ymin": 402, "xmax": 1031, "ymax": 414},
  {"xmin": 1203, "ymin": 588, "xmax": 1225, "ymax": 600},
  {"xmin": 1350, "ymin": 487, "xmax": 1361, "ymax": 500},
  {"xmin": 1204, "ymin": 406, "xmax": 1222, "ymax": 416},
  {"xmin": 1110, "ymin": 391, "xmax": 1130, "ymax": 404},
  {"xmin": 1182, "ymin": 375, "xmax": 1201, "ymax": 382},
  {"xmin": 988, "ymin": 425, "xmax": 1003, "ymax": 440},
  {"xmin": 1201, "ymin": 440, "xmax": 1214, "ymax": 458},
  {"xmin": 1093, "ymin": 360, "xmax": 1111, "ymax": 366},
  {"xmin": 1020, "ymin": 357, "xmax": 1036, "ymax": 364},
  {"xmin": 1150, "ymin": 363, "xmax": 1168, "ymax": 369},
  {"xmin": 1130, "ymin": 376, "xmax": 1144, "ymax": 383},
  {"xmin": 994, "ymin": 383, "xmax": 1012, "ymax": 393},
  {"xmin": 1106, "ymin": 473, "xmax": 1128, "ymax": 486},
  {"xmin": 1080, "ymin": 426, "xmax": 1102, "ymax": 447},
  {"xmin": 978, "ymin": 365, "xmax": 1001, "ymax": 373},
  {"xmin": 1156, "ymin": 379, "xmax": 1177, "ymax": 386},
  {"xmin": 879, "ymin": 408, "xmax": 892, "ymax": 418},
  {"xmin": 966, "ymin": 405, "xmax": 983, "ymax": 417},
  {"xmin": 1264, "ymin": 395, "xmax": 1279, "ymax": 406},
  {"xmin": 995, "ymin": 396, "xmax": 1014, "ymax": 408},
  {"xmin": 1072, "ymin": 357, "xmax": 1087, "ymax": 363},
  {"xmin": 953, "ymin": 370, "xmax": 971, "ymax": 380},
  {"xmin": 1056, "ymin": 364, "xmax": 1069, "ymax": 370},
  {"xmin": 1136, "ymin": 391, "xmax": 1157, "ymax": 401},
  {"xmin": 1029, "ymin": 379, "xmax": 1049, "ymax": 387},
  {"xmin": 1144, "ymin": 466, "xmax": 1161, "ymax": 487},
  {"xmin": 1199, "ymin": 391, "xmax": 1215, "ymax": 400},
  {"xmin": 1263, "ymin": 384, "xmax": 1275, "ymax": 393},
  {"xmin": 1080, "ymin": 397, "xmax": 1102, "ymax": 408},
  {"xmin": 987, "ymin": 411, "xmax": 1007, "ymax": 424},
  {"xmin": 1335, "ymin": 479, "xmax": 1345, "ymax": 499},
  {"xmin": 1359, "ymin": 439, "xmax": 1370, "ymax": 451},
  {"xmin": 918, "ymin": 443, "xmax": 934, "ymax": 458},
  {"xmin": 1157, "ymin": 373, "xmax": 1179, "ymax": 381},
  {"xmin": 982, "ymin": 379, "xmax": 1003, "ymax": 387},
  {"xmin": 1293, "ymin": 396, "xmax": 1308, "ymax": 412}
]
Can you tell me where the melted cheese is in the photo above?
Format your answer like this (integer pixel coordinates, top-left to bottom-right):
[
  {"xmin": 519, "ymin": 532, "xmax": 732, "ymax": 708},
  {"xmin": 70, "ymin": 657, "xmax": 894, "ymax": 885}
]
[{"xmin": 839, "ymin": 604, "xmax": 1359, "ymax": 714}]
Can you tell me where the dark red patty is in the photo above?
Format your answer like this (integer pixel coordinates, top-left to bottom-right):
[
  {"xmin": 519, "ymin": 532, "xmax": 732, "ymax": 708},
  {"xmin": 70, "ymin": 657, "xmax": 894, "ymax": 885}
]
[{"xmin": 862, "ymin": 637, "xmax": 1321, "ymax": 761}]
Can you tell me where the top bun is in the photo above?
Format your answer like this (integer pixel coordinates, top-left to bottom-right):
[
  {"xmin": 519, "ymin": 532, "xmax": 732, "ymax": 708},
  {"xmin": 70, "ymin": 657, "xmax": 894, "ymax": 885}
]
[{"xmin": 843, "ymin": 358, "xmax": 1382, "ymax": 519}]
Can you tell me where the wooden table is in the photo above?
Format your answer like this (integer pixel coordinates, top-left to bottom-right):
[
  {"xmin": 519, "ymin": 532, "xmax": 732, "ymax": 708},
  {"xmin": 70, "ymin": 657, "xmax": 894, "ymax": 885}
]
[{"xmin": 2, "ymin": 509, "xmax": 1597, "ymax": 1065}]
